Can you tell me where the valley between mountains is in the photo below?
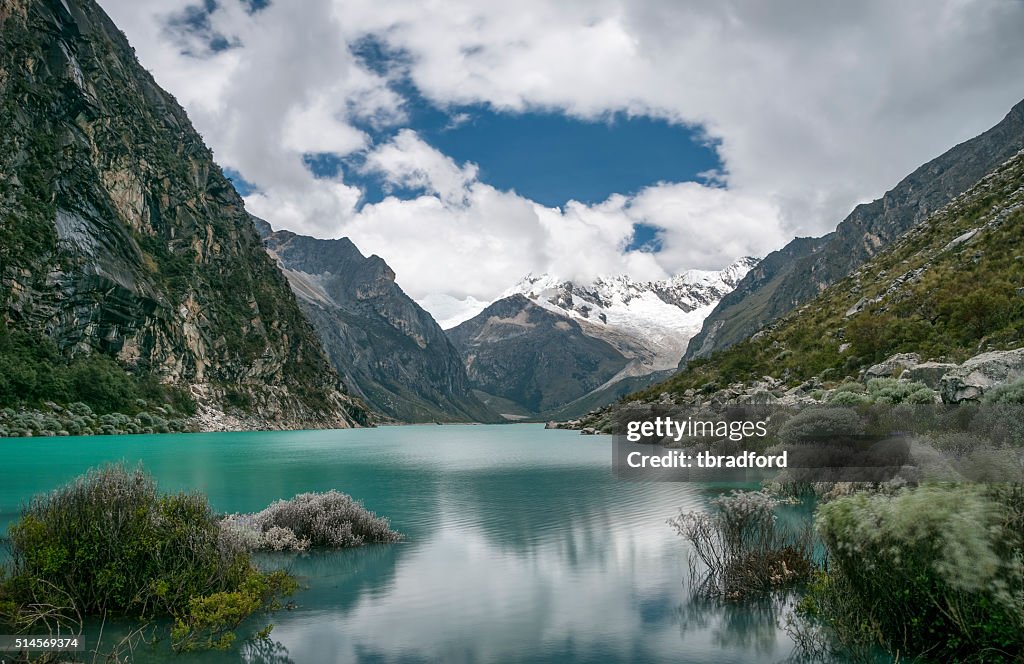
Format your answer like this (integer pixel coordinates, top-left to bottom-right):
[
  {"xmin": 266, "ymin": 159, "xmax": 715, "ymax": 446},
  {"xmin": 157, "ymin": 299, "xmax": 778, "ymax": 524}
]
[
  {"xmin": 5, "ymin": 2, "xmax": 1024, "ymax": 663},
  {"xmin": 1, "ymin": 0, "xmax": 1023, "ymax": 436}
]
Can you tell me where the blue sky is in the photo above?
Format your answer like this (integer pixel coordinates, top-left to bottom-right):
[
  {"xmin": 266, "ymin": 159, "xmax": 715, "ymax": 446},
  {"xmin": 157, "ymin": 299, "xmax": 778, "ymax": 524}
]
[
  {"xmin": 107, "ymin": 0, "xmax": 1024, "ymax": 325},
  {"xmin": 197, "ymin": 6, "xmax": 722, "ymax": 215},
  {"xmin": 228, "ymin": 98, "xmax": 689, "ymax": 257},
  {"xmin": 224, "ymin": 33, "xmax": 722, "ymax": 256},
  {"xmin": 304, "ymin": 108, "xmax": 720, "ymax": 210},
  {"xmin": 221, "ymin": 53, "xmax": 722, "ymax": 260}
]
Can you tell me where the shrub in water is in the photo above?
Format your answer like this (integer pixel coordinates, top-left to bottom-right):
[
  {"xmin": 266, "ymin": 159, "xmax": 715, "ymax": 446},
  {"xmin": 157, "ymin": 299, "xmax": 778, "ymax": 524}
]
[
  {"xmin": 1, "ymin": 465, "xmax": 295, "ymax": 651},
  {"xmin": 668, "ymin": 490, "xmax": 814, "ymax": 600},
  {"xmin": 170, "ymin": 569, "xmax": 296, "ymax": 652},
  {"xmin": 806, "ymin": 485, "xmax": 1024, "ymax": 661},
  {"xmin": 221, "ymin": 490, "xmax": 402, "ymax": 552}
]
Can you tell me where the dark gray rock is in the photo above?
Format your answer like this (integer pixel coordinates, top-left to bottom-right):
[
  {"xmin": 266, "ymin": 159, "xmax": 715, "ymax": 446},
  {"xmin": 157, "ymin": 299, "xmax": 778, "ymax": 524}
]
[
  {"xmin": 903, "ymin": 362, "xmax": 959, "ymax": 389},
  {"xmin": 447, "ymin": 295, "xmax": 631, "ymax": 417},
  {"xmin": 940, "ymin": 349, "xmax": 1024, "ymax": 403},
  {"xmin": 865, "ymin": 353, "xmax": 921, "ymax": 379},
  {"xmin": 257, "ymin": 222, "xmax": 499, "ymax": 423}
]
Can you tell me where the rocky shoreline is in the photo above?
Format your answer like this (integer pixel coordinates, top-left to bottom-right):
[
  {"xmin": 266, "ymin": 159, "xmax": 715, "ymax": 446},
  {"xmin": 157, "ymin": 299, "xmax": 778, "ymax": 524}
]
[
  {"xmin": 554, "ymin": 347, "xmax": 1024, "ymax": 433},
  {"xmin": 0, "ymin": 387, "xmax": 368, "ymax": 438}
]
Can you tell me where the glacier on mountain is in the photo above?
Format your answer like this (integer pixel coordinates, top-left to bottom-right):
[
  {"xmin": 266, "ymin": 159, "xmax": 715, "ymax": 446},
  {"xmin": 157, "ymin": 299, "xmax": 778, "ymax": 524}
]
[{"xmin": 504, "ymin": 257, "xmax": 758, "ymax": 373}]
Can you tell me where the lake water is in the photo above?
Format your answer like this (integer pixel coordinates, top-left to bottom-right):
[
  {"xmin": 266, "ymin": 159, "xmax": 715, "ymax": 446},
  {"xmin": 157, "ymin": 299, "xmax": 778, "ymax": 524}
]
[{"xmin": 0, "ymin": 424, "xmax": 796, "ymax": 663}]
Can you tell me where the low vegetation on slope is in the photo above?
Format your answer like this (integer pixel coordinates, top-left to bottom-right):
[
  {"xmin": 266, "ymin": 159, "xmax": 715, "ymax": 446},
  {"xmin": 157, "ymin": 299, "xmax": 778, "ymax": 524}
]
[
  {"xmin": 0, "ymin": 323, "xmax": 198, "ymax": 436},
  {"xmin": 634, "ymin": 150, "xmax": 1024, "ymax": 400},
  {"xmin": 0, "ymin": 325, "xmax": 194, "ymax": 415}
]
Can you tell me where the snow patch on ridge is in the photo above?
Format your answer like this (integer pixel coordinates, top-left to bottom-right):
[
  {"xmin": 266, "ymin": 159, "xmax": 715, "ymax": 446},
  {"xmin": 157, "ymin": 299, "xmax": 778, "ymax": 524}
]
[{"xmin": 504, "ymin": 257, "xmax": 757, "ymax": 371}]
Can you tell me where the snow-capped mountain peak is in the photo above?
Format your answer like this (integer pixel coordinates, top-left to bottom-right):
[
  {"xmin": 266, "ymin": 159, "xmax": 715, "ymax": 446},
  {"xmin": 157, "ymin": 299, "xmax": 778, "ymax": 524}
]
[{"xmin": 503, "ymin": 257, "xmax": 758, "ymax": 371}]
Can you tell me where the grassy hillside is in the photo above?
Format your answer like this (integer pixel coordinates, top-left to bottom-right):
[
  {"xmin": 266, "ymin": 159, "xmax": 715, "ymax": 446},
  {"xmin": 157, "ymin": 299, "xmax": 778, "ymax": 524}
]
[
  {"xmin": 684, "ymin": 98, "xmax": 1024, "ymax": 361},
  {"xmin": 634, "ymin": 149, "xmax": 1024, "ymax": 400}
]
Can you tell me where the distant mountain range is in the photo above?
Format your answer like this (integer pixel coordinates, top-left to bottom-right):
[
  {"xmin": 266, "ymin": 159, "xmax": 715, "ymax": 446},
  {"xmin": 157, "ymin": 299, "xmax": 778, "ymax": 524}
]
[
  {"xmin": 253, "ymin": 219, "xmax": 755, "ymax": 422},
  {"xmin": 12, "ymin": 0, "xmax": 737, "ymax": 428},
  {"xmin": 446, "ymin": 261, "xmax": 756, "ymax": 419},
  {"xmin": 9, "ymin": 0, "xmax": 1019, "ymax": 434},
  {"xmin": 506, "ymin": 259, "xmax": 756, "ymax": 372}
]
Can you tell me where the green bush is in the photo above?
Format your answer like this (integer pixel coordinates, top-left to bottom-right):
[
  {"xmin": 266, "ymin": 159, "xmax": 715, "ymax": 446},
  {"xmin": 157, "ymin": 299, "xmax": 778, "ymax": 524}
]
[
  {"xmin": 827, "ymin": 390, "xmax": 872, "ymax": 406},
  {"xmin": 983, "ymin": 377, "xmax": 1024, "ymax": 405},
  {"xmin": 0, "ymin": 324, "xmax": 195, "ymax": 415},
  {"xmin": 224, "ymin": 388, "xmax": 253, "ymax": 412},
  {"xmin": 170, "ymin": 569, "xmax": 296, "ymax": 652},
  {"xmin": 805, "ymin": 485, "xmax": 1024, "ymax": 661},
  {"xmin": 826, "ymin": 379, "xmax": 937, "ymax": 406},
  {"xmin": 778, "ymin": 407, "xmax": 865, "ymax": 445},
  {"xmin": 1, "ymin": 465, "xmax": 294, "ymax": 649},
  {"xmin": 865, "ymin": 378, "xmax": 936, "ymax": 404}
]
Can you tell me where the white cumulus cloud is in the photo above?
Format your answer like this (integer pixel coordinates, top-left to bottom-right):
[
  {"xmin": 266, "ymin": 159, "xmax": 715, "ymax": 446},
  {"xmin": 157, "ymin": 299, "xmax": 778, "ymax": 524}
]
[{"xmin": 98, "ymin": 0, "xmax": 1024, "ymax": 321}]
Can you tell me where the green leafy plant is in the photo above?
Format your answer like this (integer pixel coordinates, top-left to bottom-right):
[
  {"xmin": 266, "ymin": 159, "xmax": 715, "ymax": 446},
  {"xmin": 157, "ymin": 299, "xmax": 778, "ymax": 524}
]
[
  {"xmin": 1, "ymin": 465, "xmax": 297, "ymax": 652},
  {"xmin": 804, "ymin": 485, "xmax": 1024, "ymax": 661}
]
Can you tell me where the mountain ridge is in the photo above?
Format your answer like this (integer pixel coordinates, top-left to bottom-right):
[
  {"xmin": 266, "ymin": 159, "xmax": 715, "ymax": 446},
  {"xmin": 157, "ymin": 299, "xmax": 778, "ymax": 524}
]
[
  {"xmin": 505, "ymin": 257, "xmax": 758, "ymax": 372},
  {"xmin": 579, "ymin": 146, "xmax": 1024, "ymax": 426},
  {"xmin": 684, "ymin": 97, "xmax": 1024, "ymax": 362},
  {"xmin": 255, "ymin": 219, "xmax": 500, "ymax": 423},
  {"xmin": 0, "ymin": 0, "xmax": 368, "ymax": 429},
  {"xmin": 447, "ymin": 259, "xmax": 756, "ymax": 418}
]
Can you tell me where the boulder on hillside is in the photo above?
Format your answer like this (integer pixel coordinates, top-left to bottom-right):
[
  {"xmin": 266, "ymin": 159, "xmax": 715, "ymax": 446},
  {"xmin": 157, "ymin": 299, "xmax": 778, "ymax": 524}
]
[
  {"xmin": 865, "ymin": 353, "xmax": 921, "ymax": 379},
  {"xmin": 903, "ymin": 362, "xmax": 959, "ymax": 389},
  {"xmin": 940, "ymin": 349, "xmax": 1024, "ymax": 403}
]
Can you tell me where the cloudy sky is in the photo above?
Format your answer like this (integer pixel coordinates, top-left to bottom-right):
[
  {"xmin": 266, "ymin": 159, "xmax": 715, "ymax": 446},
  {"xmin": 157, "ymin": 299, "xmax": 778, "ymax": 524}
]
[{"xmin": 101, "ymin": 0, "xmax": 1024, "ymax": 326}]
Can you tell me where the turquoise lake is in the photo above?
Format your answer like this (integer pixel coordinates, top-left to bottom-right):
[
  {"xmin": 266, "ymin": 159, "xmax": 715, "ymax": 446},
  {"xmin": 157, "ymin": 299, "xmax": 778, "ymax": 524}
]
[{"xmin": 0, "ymin": 424, "xmax": 796, "ymax": 663}]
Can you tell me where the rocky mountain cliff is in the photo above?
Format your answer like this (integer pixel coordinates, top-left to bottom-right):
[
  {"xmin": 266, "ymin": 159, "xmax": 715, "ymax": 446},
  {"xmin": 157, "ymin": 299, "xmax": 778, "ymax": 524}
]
[
  {"xmin": 572, "ymin": 146, "xmax": 1024, "ymax": 431},
  {"xmin": 447, "ymin": 295, "xmax": 632, "ymax": 418},
  {"xmin": 448, "ymin": 261, "xmax": 755, "ymax": 419},
  {"xmin": 254, "ymin": 219, "xmax": 499, "ymax": 423},
  {"xmin": 685, "ymin": 98, "xmax": 1024, "ymax": 361},
  {"xmin": 0, "ymin": 0, "xmax": 367, "ymax": 428}
]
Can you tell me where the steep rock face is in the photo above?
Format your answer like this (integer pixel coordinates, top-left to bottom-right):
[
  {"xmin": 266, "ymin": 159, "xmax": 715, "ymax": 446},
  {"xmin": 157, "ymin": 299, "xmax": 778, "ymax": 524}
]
[
  {"xmin": 255, "ymin": 220, "xmax": 498, "ymax": 422},
  {"xmin": 686, "ymin": 98, "xmax": 1024, "ymax": 361},
  {"xmin": 0, "ymin": 0, "xmax": 366, "ymax": 428},
  {"xmin": 447, "ymin": 295, "xmax": 633, "ymax": 417},
  {"xmin": 573, "ymin": 149, "xmax": 1024, "ymax": 430}
]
